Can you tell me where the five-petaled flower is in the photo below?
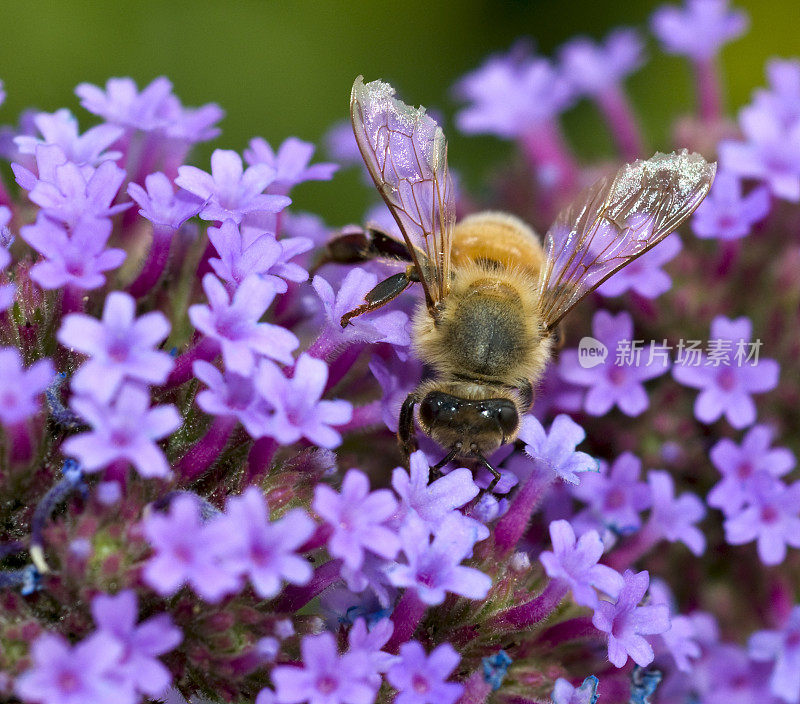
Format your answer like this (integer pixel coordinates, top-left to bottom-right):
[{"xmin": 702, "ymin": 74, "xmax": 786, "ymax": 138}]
[{"xmin": 591, "ymin": 569, "xmax": 671, "ymax": 668}]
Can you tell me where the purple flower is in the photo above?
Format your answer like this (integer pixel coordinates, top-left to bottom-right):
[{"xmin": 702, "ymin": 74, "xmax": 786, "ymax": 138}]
[
  {"xmin": 244, "ymin": 136, "xmax": 338, "ymax": 194},
  {"xmin": 208, "ymin": 220, "xmax": 307, "ymax": 293},
  {"xmin": 708, "ymin": 424, "xmax": 795, "ymax": 517},
  {"xmin": 647, "ymin": 470, "xmax": 706, "ymax": 555},
  {"xmin": 454, "ymin": 43, "xmax": 573, "ymax": 138},
  {"xmin": 63, "ymin": 383, "xmax": 181, "ymax": 478},
  {"xmin": 672, "ymin": 316, "xmax": 779, "ymax": 428},
  {"xmin": 215, "ymin": 487, "xmax": 315, "ymax": 598},
  {"xmin": 691, "ymin": 172, "xmax": 771, "ymax": 240},
  {"xmin": 391, "ymin": 450, "xmax": 480, "ymax": 530},
  {"xmin": 13, "ymin": 145, "xmax": 130, "ymax": 226},
  {"xmin": 126, "ymin": 171, "xmax": 201, "ymax": 229},
  {"xmin": 193, "ymin": 360, "xmax": 271, "ymax": 437},
  {"xmin": 572, "ymin": 452, "xmax": 652, "ymax": 533},
  {"xmin": 559, "ymin": 310, "xmax": 670, "ymax": 417},
  {"xmin": 14, "ymin": 108, "xmax": 123, "ymax": 166},
  {"xmin": 21, "ymin": 215, "xmax": 126, "ymax": 291},
  {"xmin": 559, "ymin": 29, "xmax": 643, "ymax": 97},
  {"xmin": 749, "ymin": 605, "xmax": 800, "ymax": 703},
  {"xmin": 517, "ymin": 414, "xmax": 598, "ymax": 484},
  {"xmin": 551, "ymin": 676, "xmax": 599, "ymax": 704},
  {"xmin": 597, "ymin": 234, "xmax": 682, "ymax": 298},
  {"xmin": 651, "ymin": 0, "xmax": 748, "ymax": 60},
  {"xmin": 592, "ymin": 569, "xmax": 670, "ymax": 668},
  {"xmin": 175, "ymin": 149, "xmax": 291, "ymax": 223},
  {"xmin": 75, "ymin": 76, "xmax": 223, "ymax": 144},
  {"xmin": 91, "ymin": 590, "xmax": 182, "ymax": 697},
  {"xmin": 386, "ymin": 641, "xmax": 463, "ymax": 704},
  {"xmin": 272, "ymin": 632, "xmax": 376, "ymax": 704},
  {"xmin": 369, "ymin": 352, "xmax": 423, "ymax": 433},
  {"xmin": 189, "ymin": 273, "xmax": 299, "ymax": 373},
  {"xmin": 387, "ymin": 513, "xmax": 491, "ymax": 605},
  {"xmin": 76, "ymin": 76, "xmax": 175, "ymax": 131},
  {"xmin": 314, "ymin": 469, "xmax": 399, "ymax": 571},
  {"xmin": 280, "ymin": 210, "xmax": 330, "ymax": 258},
  {"xmin": 724, "ymin": 477, "xmax": 800, "ymax": 565},
  {"xmin": 162, "ymin": 100, "xmax": 224, "ymax": 144},
  {"xmin": 719, "ymin": 103, "xmax": 800, "ymax": 202},
  {"xmin": 255, "ymin": 354, "xmax": 352, "ymax": 448},
  {"xmin": 540, "ymin": 520, "xmax": 624, "ymax": 608},
  {"xmin": 312, "ymin": 269, "xmax": 411, "ymax": 349},
  {"xmin": 257, "ymin": 689, "xmax": 277, "ymax": 704},
  {"xmin": 142, "ymin": 493, "xmax": 241, "ymax": 601},
  {"xmin": 755, "ymin": 59, "xmax": 800, "ymax": 126},
  {"xmin": 57, "ymin": 291, "xmax": 173, "ymax": 402},
  {"xmin": 649, "ymin": 580, "xmax": 703, "ymax": 673},
  {"xmin": 685, "ymin": 643, "xmax": 773, "ymax": 704},
  {"xmin": 0, "ymin": 347, "xmax": 54, "ymax": 427},
  {"xmin": 347, "ymin": 618, "xmax": 396, "ymax": 684},
  {"xmin": 0, "ymin": 208, "xmax": 14, "ymax": 312},
  {"xmin": 324, "ymin": 120, "xmax": 362, "ymax": 167},
  {"xmin": 14, "ymin": 632, "xmax": 134, "ymax": 704}
]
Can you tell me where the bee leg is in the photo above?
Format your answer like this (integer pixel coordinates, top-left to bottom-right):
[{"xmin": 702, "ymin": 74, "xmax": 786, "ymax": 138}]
[
  {"xmin": 341, "ymin": 266, "xmax": 418, "ymax": 327},
  {"xmin": 476, "ymin": 452, "xmax": 503, "ymax": 494},
  {"xmin": 313, "ymin": 226, "xmax": 412, "ymax": 273},
  {"xmin": 398, "ymin": 393, "xmax": 419, "ymax": 457},
  {"xmin": 429, "ymin": 446, "xmax": 459, "ymax": 482}
]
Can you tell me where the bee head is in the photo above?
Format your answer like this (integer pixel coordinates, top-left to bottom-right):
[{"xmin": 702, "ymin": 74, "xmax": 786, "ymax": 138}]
[{"xmin": 417, "ymin": 388, "xmax": 521, "ymax": 458}]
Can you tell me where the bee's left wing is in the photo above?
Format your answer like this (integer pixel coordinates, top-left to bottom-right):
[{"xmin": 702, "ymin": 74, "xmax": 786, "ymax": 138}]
[
  {"xmin": 350, "ymin": 76, "xmax": 455, "ymax": 310},
  {"xmin": 537, "ymin": 150, "xmax": 715, "ymax": 330}
]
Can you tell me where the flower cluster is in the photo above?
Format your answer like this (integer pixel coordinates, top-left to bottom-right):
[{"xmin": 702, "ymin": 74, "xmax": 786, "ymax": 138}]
[{"xmin": 0, "ymin": 2, "xmax": 799, "ymax": 704}]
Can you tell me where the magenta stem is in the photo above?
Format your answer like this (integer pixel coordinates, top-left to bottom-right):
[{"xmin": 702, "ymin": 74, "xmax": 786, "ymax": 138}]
[
  {"xmin": 103, "ymin": 459, "xmax": 129, "ymax": 488},
  {"xmin": 694, "ymin": 58, "xmax": 723, "ymax": 123},
  {"xmin": 606, "ymin": 523, "xmax": 660, "ymax": 572},
  {"xmin": 8, "ymin": 422, "xmax": 33, "ymax": 465},
  {"xmin": 164, "ymin": 337, "xmax": 219, "ymax": 389},
  {"xmin": 491, "ymin": 579, "xmax": 568, "ymax": 630},
  {"xmin": 324, "ymin": 345, "xmax": 364, "ymax": 392},
  {"xmin": 0, "ymin": 178, "xmax": 16, "ymax": 208},
  {"xmin": 274, "ymin": 558, "xmax": 342, "ymax": 612},
  {"xmin": 245, "ymin": 437, "xmax": 278, "ymax": 485},
  {"xmin": 714, "ymin": 239, "xmax": 741, "ymax": 278},
  {"xmin": 60, "ymin": 286, "xmax": 86, "ymax": 316},
  {"xmin": 176, "ymin": 416, "xmax": 236, "ymax": 481},
  {"xmin": 458, "ymin": 672, "xmax": 493, "ymax": 704},
  {"xmin": 386, "ymin": 589, "xmax": 427, "ymax": 653},
  {"xmin": 597, "ymin": 86, "xmax": 644, "ymax": 161},
  {"xmin": 305, "ymin": 330, "xmax": 342, "ymax": 362},
  {"xmin": 298, "ymin": 523, "xmax": 333, "ymax": 553},
  {"xmin": 493, "ymin": 464, "xmax": 555, "ymax": 557},
  {"xmin": 520, "ymin": 121, "xmax": 579, "ymax": 194},
  {"xmin": 127, "ymin": 224, "xmax": 176, "ymax": 298},
  {"xmin": 538, "ymin": 616, "xmax": 601, "ymax": 646}
]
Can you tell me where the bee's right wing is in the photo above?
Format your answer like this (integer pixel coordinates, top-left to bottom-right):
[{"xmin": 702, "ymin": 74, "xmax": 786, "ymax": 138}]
[
  {"xmin": 350, "ymin": 76, "xmax": 456, "ymax": 311},
  {"xmin": 537, "ymin": 150, "xmax": 716, "ymax": 330}
]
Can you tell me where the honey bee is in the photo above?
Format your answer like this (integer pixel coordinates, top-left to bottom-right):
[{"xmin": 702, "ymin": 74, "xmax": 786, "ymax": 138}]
[{"xmin": 328, "ymin": 76, "xmax": 715, "ymax": 491}]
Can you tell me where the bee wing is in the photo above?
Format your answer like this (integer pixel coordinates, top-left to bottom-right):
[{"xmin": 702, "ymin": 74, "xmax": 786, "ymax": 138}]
[
  {"xmin": 350, "ymin": 76, "xmax": 456, "ymax": 309},
  {"xmin": 537, "ymin": 150, "xmax": 716, "ymax": 329}
]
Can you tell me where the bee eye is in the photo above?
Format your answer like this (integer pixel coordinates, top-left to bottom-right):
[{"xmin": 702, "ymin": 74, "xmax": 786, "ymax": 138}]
[
  {"xmin": 496, "ymin": 404, "xmax": 518, "ymax": 434},
  {"xmin": 420, "ymin": 392, "xmax": 459, "ymax": 427},
  {"xmin": 419, "ymin": 394, "xmax": 444, "ymax": 427}
]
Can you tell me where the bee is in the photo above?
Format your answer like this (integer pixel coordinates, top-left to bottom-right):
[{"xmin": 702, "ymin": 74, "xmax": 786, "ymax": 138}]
[{"xmin": 327, "ymin": 76, "xmax": 715, "ymax": 491}]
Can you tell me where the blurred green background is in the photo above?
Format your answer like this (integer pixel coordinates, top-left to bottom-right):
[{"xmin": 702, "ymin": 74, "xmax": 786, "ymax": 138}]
[{"xmin": 0, "ymin": 0, "xmax": 794, "ymax": 224}]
